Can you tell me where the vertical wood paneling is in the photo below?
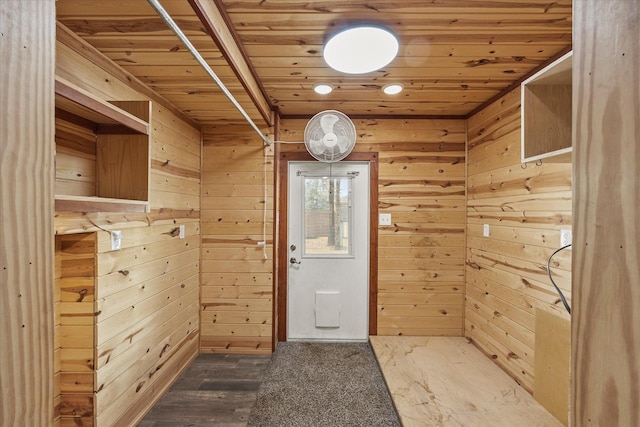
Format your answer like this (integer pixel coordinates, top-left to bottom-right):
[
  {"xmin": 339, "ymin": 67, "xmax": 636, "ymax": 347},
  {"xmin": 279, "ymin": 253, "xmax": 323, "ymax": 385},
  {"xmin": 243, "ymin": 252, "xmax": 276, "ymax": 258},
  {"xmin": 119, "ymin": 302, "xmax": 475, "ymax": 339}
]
[
  {"xmin": 55, "ymin": 25, "xmax": 201, "ymax": 425},
  {"xmin": 0, "ymin": 1, "xmax": 55, "ymax": 425},
  {"xmin": 466, "ymin": 87, "xmax": 572, "ymax": 394},
  {"xmin": 572, "ymin": 1, "xmax": 640, "ymax": 425},
  {"xmin": 278, "ymin": 118, "xmax": 467, "ymax": 337},
  {"xmin": 200, "ymin": 126, "xmax": 275, "ymax": 354}
]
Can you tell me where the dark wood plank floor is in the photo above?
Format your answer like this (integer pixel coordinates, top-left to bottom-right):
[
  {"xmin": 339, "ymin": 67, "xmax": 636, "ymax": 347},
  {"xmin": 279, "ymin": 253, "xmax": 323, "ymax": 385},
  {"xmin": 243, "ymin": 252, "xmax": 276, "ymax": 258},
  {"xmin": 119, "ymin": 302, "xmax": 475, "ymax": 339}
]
[{"xmin": 138, "ymin": 353, "xmax": 271, "ymax": 427}]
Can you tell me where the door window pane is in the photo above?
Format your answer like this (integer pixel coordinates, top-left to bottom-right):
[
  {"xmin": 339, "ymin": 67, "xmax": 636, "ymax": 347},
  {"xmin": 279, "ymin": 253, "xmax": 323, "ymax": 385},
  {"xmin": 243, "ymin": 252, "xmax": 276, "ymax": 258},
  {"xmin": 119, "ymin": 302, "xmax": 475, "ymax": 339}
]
[{"xmin": 303, "ymin": 177, "xmax": 351, "ymax": 256}]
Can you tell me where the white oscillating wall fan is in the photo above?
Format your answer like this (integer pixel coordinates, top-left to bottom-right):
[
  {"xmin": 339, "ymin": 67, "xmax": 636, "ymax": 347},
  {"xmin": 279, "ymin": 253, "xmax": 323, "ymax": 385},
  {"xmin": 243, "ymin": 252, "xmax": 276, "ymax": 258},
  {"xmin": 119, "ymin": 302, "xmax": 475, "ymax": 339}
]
[{"xmin": 304, "ymin": 110, "xmax": 356, "ymax": 162}]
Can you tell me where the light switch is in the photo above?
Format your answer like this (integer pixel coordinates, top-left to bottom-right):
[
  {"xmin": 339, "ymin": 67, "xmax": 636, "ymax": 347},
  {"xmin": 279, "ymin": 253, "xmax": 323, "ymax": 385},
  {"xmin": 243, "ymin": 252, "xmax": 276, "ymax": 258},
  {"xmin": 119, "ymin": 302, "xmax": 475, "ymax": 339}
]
[
  {"xmin": 483, "ymin": 224, "xmax": 490, "ymax": 237},
  {"xmin": 379, "ymin": 213, "xmax": 392, "ymax": 226}
]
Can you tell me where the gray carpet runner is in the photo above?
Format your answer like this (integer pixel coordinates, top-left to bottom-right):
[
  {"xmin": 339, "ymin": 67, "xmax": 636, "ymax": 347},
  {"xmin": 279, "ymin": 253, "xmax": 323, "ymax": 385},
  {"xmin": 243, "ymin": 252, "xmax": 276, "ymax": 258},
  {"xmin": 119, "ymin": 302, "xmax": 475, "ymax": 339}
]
[{"xmin": 247, "ymin": 341, "xmax": 401, "ymax": 426}]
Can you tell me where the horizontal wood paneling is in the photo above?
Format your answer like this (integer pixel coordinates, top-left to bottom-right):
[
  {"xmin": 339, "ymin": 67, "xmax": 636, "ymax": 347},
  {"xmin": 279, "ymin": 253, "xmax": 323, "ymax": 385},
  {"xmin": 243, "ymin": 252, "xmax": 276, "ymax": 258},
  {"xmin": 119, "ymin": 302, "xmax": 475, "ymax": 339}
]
[
  {"xmin": 200, "ymin": 125, "xmax": 274, "ymax": 354},
  {"xmin": 55, "ymin": 0, "xmax": 572, "ymax": 122},
  {"xmin": 221, "ymin": 0, "xmax": 572, "ymax": 117},
  {"xmin": 55, "ymin": 117, "xmax": 96, "ymax": 197},
  {"xmin": 149, "ymin": 103, "xmax": 202, "ymax": 211},
  {"xmin": 466, "ymin": 87, "xmax": 572, "ymax": 395},
  {"xmin": 279, "ymin": 118, "xmax": 467, "ymax": 337},
  {"xmin": 55, "ymin": 234, "xmax": 96, "ymax": 425},
  {"xmin": 55, "ymin": 28, "xmax": 201, "ymax": 426},
  {"xmin": 93, "ymin": 223, "xmax": 200, "ymax": 426},
  {"xmin": 55, "ymin": 9, "xmax": 265, "ymax": 127}
]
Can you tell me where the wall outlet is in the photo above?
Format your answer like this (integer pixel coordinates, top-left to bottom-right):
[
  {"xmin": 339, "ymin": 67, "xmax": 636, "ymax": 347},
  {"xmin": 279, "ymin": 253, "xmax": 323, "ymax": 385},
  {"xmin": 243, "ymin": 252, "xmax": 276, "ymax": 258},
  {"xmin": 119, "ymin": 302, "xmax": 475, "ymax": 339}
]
[
  {"xmin": 379, "ymin": 213, "xmax": 392, "ymax": 226},
  {"xmin": 178, "ymin": 224, "xmax": 185, "ymax": 239},
  {"xmin": 111, "ymin": 230, "xmax": 122, "ymax": 251},
  {"xmin": 560, "ymin": 229, "xmax": 572, "ymax": 247},
  {"xmin": 483, "ymin": 224, "xmax": 490, "ymax": 237}
]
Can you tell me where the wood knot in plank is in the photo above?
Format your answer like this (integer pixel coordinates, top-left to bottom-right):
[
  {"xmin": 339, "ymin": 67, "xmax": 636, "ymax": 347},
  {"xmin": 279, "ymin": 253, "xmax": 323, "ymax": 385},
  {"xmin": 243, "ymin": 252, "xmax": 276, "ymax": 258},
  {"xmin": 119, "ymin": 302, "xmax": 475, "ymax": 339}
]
[
  {"xmin": 100, "ymin": 349, "xmax": 112, "ymax": 365},
  {"xmin": 465, "ymin": 58, "xmax": 495, "ymax": 67},
  {"xmin": 77, "ymin": 288, "xmax": 88, "ymax": 302},
  {"xmin": 148, "ymin": 362, "xmax": 164, "ymax": 379},
  {"xmin": 159, "ymin": 343, "xmax": 170, "ymax": 358},
  {"xmin": 124, "ymin": 328, "xmax": 143, "ymax": 344},
  {"xmin": 164, "ymin": 227, "xmax": 180, "ymax": 237}
]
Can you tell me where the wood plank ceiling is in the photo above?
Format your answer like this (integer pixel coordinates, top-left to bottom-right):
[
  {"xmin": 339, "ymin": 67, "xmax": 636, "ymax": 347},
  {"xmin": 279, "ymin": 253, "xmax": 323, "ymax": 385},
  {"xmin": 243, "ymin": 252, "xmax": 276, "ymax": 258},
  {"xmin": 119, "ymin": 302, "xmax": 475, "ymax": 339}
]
[{"xmin": 56, "ymin": 0, "xmax": 572, "ymax": 127}]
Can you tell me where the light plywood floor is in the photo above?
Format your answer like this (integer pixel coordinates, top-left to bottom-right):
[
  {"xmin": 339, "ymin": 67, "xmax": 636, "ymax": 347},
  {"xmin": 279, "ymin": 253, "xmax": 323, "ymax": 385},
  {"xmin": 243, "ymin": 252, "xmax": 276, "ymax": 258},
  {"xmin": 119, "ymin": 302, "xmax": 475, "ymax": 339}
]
[{"xmin": 370, "ymin": 336, "xmax": 563, "ymax": 427}]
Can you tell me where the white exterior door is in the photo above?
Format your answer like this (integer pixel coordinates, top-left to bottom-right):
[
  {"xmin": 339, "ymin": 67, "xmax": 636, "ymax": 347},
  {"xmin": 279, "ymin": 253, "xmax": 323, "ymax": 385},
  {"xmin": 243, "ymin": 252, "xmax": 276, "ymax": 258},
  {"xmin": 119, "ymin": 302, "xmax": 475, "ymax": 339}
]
[{"xmin": 287, "ymin": 161, "xmax": 369, "ymax": 341}]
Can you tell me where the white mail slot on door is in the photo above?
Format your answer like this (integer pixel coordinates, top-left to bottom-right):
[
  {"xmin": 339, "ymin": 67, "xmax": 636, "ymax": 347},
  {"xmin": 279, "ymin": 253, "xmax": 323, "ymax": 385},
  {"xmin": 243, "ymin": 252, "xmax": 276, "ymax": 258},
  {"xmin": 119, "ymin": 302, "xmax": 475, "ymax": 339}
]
[{"xmin": 315, "ymin": 291, "xmax": 340, "ymax": 328}]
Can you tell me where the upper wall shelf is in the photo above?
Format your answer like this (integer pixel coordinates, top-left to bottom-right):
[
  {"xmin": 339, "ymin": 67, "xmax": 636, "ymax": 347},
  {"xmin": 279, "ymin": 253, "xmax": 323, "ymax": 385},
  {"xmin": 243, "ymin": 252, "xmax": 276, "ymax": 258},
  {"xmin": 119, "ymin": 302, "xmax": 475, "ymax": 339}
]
[
  {"xmin": 521, "ymin": 51, "xmax": 572, "ymax": 163},
  {"xmin": 54, "ymin": 77, "xmax": 151, "ymax": 213},
  {"xmin": 55, "ymin": 78, "xmax": 149, "ymax": 135}
]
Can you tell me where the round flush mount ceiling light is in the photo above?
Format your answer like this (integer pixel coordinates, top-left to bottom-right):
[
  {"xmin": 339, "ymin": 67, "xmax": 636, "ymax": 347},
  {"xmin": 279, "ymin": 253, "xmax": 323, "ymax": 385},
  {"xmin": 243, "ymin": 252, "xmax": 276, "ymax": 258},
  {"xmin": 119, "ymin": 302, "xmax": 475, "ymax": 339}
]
[
  {"xmin": 382, "ymin": 83, "xmax": 404, "ymax": 95},
  {"xmin": 313, "ymin": 83, "xmax": 334, "ymax": 95},
  {"xmin": 323, "ymin": 25, "xmax": 399, "ymax": 74}
]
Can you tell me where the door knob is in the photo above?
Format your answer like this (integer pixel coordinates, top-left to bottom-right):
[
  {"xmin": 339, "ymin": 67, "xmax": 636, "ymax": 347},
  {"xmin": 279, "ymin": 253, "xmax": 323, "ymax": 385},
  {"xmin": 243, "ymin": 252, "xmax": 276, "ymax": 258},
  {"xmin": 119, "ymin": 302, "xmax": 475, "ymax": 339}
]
[{"xmin": 289, "ymin": 257, "xmax": 301, "ymax": 265}]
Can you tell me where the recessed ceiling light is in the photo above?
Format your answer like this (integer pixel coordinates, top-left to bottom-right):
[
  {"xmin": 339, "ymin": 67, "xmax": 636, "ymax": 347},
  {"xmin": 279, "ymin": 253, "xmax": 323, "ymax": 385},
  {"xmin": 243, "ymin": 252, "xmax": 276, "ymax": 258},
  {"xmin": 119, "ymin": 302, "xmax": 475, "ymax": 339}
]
[
  {"xmin": 323, "ymin": 25, "xmax": 399, "ymax": 74},
  {"xmin": 382, "ymin": 83, "xmax": 404, "ymax": 95},
  {"xmin": 313, "ymin": 83, "xmax": 334, "ymax": 95}
]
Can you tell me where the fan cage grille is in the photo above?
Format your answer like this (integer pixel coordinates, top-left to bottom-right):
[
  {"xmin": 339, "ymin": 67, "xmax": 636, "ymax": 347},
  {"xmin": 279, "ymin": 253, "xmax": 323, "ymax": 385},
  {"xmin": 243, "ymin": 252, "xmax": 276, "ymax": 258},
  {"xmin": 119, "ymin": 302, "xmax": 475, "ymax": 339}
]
[{"xmin": 304, "ymin": 110, "xmax": 357, "ymax": 163}]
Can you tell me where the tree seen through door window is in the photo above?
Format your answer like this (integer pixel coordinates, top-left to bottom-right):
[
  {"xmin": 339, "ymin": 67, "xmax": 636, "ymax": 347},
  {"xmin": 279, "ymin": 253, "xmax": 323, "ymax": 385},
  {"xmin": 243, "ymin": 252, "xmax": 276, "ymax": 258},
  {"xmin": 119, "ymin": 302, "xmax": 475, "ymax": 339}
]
[{"xmin": 304, "ymin": 177, "xmax": 351, "ymax": 255}]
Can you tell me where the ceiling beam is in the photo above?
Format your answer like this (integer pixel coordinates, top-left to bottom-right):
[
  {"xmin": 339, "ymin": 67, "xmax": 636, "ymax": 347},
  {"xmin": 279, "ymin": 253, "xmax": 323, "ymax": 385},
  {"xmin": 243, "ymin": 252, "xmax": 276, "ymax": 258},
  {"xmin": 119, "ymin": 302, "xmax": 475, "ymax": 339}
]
[{"xmin": 189, "ymin": 0, "xmax": 273, "ymax": 127}]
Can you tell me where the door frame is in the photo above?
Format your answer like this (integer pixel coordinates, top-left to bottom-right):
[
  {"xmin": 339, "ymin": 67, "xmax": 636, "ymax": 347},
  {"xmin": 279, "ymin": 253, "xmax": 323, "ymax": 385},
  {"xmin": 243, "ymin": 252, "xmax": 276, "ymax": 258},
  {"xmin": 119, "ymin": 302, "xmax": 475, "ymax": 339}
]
[{"xmin": 276, "ymin": 151, "xmax": 379, "ymax": 342}]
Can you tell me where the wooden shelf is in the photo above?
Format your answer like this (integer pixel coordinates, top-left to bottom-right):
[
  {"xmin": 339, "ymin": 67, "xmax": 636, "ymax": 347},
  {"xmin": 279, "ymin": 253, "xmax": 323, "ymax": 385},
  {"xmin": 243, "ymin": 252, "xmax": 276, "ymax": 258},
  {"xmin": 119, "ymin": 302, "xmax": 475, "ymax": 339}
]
[
  {"xmin": 55, "ymin": 195, "xmax": 149, "ymax": 213},
  {"xmin": 55, "ymin": 77, "xmax": 149, "ymax": 135},
  {"xmin": 55, "ymin": 77, "xmax": 151, "ymax": 213},
  {"xmin": 521, "ymin": 51, "xmax": 572, "ymax": 163}
]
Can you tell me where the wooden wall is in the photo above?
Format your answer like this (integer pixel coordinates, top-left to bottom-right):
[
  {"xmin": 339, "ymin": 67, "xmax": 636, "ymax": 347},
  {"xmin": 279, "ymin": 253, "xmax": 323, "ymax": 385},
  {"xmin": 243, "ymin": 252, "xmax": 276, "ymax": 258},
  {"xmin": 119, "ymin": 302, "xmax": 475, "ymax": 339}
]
[
  {"xmin": 55, "ymin": 116, "xmax": 97, "ymax": 197},
  {"xmin": 466, "ymin": 87, "xmax": 572, "ymax": 394},
  {"xmin": 55, "ymin": 233, "xmax": 96, "ymax": 425},
  {"xmin": 200, "ymin": 125, "xmax": 275, "ymax": 354},
  {"xmin": 199, "ymin": 118, "xmax": 465, "ymax": 353},
  {"xmin": 54, "ymin": 24, "xmax": 201, "ymax": 425},
  {"xmin": 278, "ymin": 118, "xmax": 468, "ymax": 336},
  {"xmin": 572, "ymin": 1, "xmax": 640, "ymax": 425},
  {"xmin": 0, "ymin": 1, "xmax": 55, "ymax": 425}
]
